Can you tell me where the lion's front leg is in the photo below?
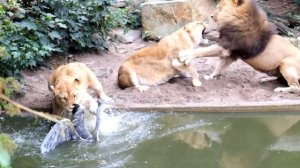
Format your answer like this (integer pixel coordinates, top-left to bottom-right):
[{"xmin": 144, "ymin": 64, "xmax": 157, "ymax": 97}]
[
  {"xmin": 204, "ymin": 57, "xmax": 234, "ymax": 80},
  {"xmin": 52, "ymin": 99, "xmax": 68, "ymax": 117},
  {"xmin": 179, "ymin": 44, "xmax": 230, "ymax": 65},
  {"xmin": 90, "ymin": 79, "xmax": 112, "ymax": 102}
]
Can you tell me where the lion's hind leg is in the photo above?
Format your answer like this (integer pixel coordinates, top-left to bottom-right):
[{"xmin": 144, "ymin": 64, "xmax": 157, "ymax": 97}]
[
  {"xmin": 274, "ymin": 62, "xmax": 300, "ymax": 93},
  {"xmin": 172, "ymin": 59, "xmax": 202, "ymax": 87},
  {"xmin": 128, "ymin": 70, "xmax": 150, "ymax": 92}
]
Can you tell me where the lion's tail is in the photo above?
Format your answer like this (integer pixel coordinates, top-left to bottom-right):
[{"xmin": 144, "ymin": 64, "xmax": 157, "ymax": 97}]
[{"xmin": 118, "ymin": 66, "xmax": 133, "ymax": 90}]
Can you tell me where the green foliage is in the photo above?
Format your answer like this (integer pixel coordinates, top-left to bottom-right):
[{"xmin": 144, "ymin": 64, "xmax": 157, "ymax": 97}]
[
  {"xmin": 0, "ymin": 0, "xmax": 112, "ymax": 78},
  {"xmin": 142, "ymin": 31, "xmax": 152, "ymax": 40},
  {"xmin": 0, "ymin": 134, "xmax": 16, "ymax": 155},
  {"xmin": 0, "ymin": 134, "xmax": 16, "ymax": 168},
  {"xmin": 107, "ymin": 6, "xmax": 141, "ymax": 32},
  {"xmin": 0, "ymin": 46, "xmax": 8, "ymax": 59},
  {"xmin": 0, "ymin": 77, "xmax": 20, "ymax": 114}
]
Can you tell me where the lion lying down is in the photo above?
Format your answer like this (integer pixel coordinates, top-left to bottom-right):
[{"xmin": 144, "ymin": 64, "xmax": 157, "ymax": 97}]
[
  {"xmin": 118, "ymin": 21, "xmax": 208, "ymax": 92},
  {"xmin": 179, "ymin": 0, "xmax": 300, "ymax": 93},
  {"xmin": 48, "ymin": 62, "xmax": 111, "ymax": 116}
]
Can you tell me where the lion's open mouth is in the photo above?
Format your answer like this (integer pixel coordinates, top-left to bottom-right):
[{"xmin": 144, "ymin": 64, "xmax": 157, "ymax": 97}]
[
  {"xmin": 200, "ymin": 28, "xmax": 209, "ymax": 45},
  {"xmin": 202, "ymin": 28, "xmax": 206, "ymax": 39}
]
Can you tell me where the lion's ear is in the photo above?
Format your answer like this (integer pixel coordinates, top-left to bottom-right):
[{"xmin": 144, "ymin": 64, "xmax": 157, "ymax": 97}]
[
  {"xmin": 50, "ymin": 85, "xmax": 59, "ymax": 96},
  {"xmin": 232, "ymin": 0, "xmax": 243, "ymax": 6},
  {"xmin": 183, "ymin": 26, "xmax": 190, "ymax": 33}
]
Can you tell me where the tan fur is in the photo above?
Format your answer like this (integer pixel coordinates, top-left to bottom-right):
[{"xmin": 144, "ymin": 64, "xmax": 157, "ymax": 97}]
[
  {"xmin": 179, "ymin": 0, "xmax": 300, "ymax": 93},
  {"xmin": 48, "ymin": 62, "xmax": 110, "ymax": 116},
  {"xmin": 118, "ymin": 21, "xmax": 207, "ymax": 92}
]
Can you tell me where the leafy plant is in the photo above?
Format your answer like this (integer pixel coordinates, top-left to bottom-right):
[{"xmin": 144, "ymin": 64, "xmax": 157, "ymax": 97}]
[
  {"xmin": 142, "ymin": 31, "xmax": 152, "ymax": 40},
  {"xmin": 0, "ymin": 0, "xmax": 112, "ymax": 78},
  {"xmin": 0, "ymin": 77, "xmax": 20, "ymax": 114},
  {"xmin": 0, "ymin": 77, "xmax": 19, "ymax": 168},
  {"xmin": 0, "ymin": 134, "xmax": 16, "ymax": 168},
  {"xmin": 107, "ymin": 6, "xmax": 141, "ymax": 32}
]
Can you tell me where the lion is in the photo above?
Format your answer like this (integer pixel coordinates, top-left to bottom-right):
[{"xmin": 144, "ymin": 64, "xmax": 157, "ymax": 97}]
[
  {"xmin": 117, "ymin": 21, "xmax": 208, "ymax": 92},
  {"xmin": 179, "ymin": 0, "xmax": 300, "ymax": 93},
  {"xmin": 48, "ymin": 62, "xmax": 111, "ymax": 116}
]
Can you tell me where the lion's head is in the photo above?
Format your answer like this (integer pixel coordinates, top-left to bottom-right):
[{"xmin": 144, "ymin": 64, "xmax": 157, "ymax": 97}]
[
  {"xmin": 183, "ymin": 21, "xmax": 208, "ymax": 46},
  {"xmin": 50, "ymin": 77, "xmax": 81, "ymax": 112},
  {"xmin": 210, "ymin": 0, "xmax": 275, "ymax": 58},
  {"xmin": 211, "ymin": 0, "xmax": 253, "ymax": 27}
]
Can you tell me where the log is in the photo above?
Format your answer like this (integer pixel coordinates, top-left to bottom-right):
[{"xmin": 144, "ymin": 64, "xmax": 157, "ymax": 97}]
[{"xmin": 268, "ymin": 12, "xmax": 300, "ymax": 37}]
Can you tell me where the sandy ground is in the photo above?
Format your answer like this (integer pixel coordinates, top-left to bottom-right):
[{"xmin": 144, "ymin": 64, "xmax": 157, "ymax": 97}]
[{"xmin": 14, "ymin": 36, "xmax": 300, "ymax": 112}]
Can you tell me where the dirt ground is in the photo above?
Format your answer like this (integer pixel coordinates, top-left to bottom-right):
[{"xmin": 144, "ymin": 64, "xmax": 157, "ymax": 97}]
[
  {"xmin": 15, "ymin": 0, "xmax": 300, "ymax": 112},
  {"xmin": 15, "ymin": 37, "xmax": 299, "ymax": 112}
]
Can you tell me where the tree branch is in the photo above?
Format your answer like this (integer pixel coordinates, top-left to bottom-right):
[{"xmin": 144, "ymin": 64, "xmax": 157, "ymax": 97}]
[{"xmin": 0, "ymin": 94, "xmax": 62, "ymax": 122}]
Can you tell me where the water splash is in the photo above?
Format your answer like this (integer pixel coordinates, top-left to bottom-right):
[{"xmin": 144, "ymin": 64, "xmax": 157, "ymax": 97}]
[{"xmin": 269, "ymin": 136, "xmax": 300, "ymax": 152}]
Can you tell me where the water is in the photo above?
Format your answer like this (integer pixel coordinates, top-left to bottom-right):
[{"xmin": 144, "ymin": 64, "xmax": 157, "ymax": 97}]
[{"xmin": 2, "ymin": 110, "xmax": 300, "ymax": 168}]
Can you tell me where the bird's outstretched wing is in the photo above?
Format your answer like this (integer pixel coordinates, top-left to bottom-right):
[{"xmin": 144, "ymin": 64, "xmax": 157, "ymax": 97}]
[{"xmin": 40, "ymin": 119, "xmax": 76, "ymax": 153}]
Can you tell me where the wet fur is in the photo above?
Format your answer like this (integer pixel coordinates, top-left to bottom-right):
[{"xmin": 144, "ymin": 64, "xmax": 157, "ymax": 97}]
[{"xmin": 48, "ymin": 62, "xmax": 110, "ymax": 116}]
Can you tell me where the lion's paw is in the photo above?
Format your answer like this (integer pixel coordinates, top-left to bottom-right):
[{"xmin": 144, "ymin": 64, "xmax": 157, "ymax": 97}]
[
  {"xmin": 179, "ymin": 49, "xmax": 193, "ymax": 64},
  {"xmin": 89, "ymin": 101, "xmax": 98, "ymax": 114},
  {"xmin": 101, "ymin": 94, "xmax": 113, "ymax": 103},
  {"xmin": 137, "ymin": 85, "xmax": 150, "ymax": 92},
  {"xmin": 192, "ymin": 79, "xmax": 202, "ymax": 87},
  {"xmin": 260, "ymin": 76, "xmax": 277, "ymax": 83},
  {"xmin": 274, "ymin": 87, "xmax": 285, "ymax": 93},
  {"xmin": 203, "ymin": 74, "xmax": 216, "ymax": 80}
]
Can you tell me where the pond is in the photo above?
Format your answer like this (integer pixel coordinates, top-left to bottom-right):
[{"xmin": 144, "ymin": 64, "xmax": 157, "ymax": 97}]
[{"xmin": 2, "ymin": 109, "xmax": 300, "ymax": 168}]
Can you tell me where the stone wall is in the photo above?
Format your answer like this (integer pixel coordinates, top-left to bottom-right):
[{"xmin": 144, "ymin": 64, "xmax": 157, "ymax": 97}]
[{"xmin": 140, "ymin": 0, "xmax": 216, "ymax": 39}]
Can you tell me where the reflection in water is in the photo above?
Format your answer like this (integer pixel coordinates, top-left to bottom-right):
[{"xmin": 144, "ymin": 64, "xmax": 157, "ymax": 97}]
[{"xmin": 1, "ymin": 111, "xmax": 300, "ymax": 168}]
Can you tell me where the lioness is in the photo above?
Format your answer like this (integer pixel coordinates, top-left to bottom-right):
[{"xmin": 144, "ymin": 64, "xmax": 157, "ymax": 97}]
[
  {"xmin": 118, "ymin": 21, "xmax": 208, "ymax": 92},
  {"xmin": 48, "ymin": 62, "xmax": 111, "ymax": 116},
  {"xmin": 179, "ymin": 0, "xmax": 300, "ymax": 93}
]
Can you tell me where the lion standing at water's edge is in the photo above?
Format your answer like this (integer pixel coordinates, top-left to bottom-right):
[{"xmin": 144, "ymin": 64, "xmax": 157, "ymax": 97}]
[{"xmin": 48, "ymin": 62, "xmax": 111, "ymax": 116}]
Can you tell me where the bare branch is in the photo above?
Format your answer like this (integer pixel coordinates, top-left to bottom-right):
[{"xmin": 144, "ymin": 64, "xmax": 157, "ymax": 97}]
[{"xmin": 0, "ymin": 94, "xmax": 62, "ymax": 122}]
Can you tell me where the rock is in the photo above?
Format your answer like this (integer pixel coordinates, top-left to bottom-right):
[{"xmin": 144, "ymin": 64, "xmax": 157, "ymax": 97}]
[
  {"xmin": 188, "ymin": 0, "xmax": 216, "ymax": 22},
  {"xmin": 141, "ymin": 0, "xmax": 193, "ymax": 40},
  {"xmin": 111, "ymin": 0, "xmax": 126, "ymax": 7},
  {"xmin": 132, "ymin": 0, "xmax": 146, "ymax": 8},
  {"xmin": 141, "ymin": 0, "xmax": 216, "ymax": 40},
  {"xmin": 110, "ymin": 28, "xmax": 142, "ymax": 44},
  {"xmin": 94, "ymin": 68, "xmax": 113, "ymax": 78}
]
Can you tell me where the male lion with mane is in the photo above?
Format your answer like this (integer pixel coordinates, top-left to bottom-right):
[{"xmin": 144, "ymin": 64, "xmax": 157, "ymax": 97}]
[{"xmin": 179, "ymin": 0, "xmax": 300, "ymax": 93}]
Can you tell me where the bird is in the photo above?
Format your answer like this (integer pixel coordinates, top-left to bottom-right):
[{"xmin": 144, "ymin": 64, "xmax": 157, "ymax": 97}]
[{"xmin": 40, "ymin": 103, "xmax": 103, "ymax": 153}]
